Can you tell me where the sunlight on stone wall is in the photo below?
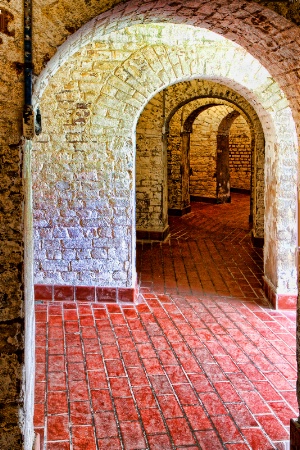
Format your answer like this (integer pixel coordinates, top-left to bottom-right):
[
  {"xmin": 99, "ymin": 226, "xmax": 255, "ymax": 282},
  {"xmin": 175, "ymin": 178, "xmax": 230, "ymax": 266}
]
[{"xmin": 33, "ymin": 23, "xmax": 297, "ymax": 296}]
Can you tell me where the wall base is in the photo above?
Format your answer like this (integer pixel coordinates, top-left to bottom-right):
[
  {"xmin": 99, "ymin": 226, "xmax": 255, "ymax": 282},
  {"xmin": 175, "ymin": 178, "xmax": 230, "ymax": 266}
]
[
  {"xmin": 190, "ymin": 196, "xmax": 217, "ymax": 204},
  {"xmin": 263, "ymin": 277, "xmax": 297, "ymax": 310},
  {"xmin": 168, "ymin": 206, "xmax": 191, "ymax": 216},
  {"xmin": 136, "ymin": 225, "xmax": 170, "ymax": 241},
  {"xmin": 290, "ymin": 419, "xmax": 300, "ymax": 450},
  {"xmin": 34, "ymin": 284, "xmax": 138, "ymax": 303},
  {"xmin": 251, "ymin": 231, "xmax": 264, "ymax": 248},
  {"xmin": 230, "ymin": 188, "xmax": 251, "ymax": 194}
]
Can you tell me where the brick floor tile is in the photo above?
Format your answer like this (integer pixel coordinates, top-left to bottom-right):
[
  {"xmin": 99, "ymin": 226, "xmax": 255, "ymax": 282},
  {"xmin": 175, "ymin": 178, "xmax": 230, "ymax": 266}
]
[
  {"xmin": 85, "ymin": 354, "xmax": 103, "ymax": 371},
  {"xmin": 275, "ymin": 363, "xmax": 297, "ymax": 380},
  {"xmin": 184, "ymin": 405, "xmax": 212, "ymax": 430},
  {"xmin": 72, "ymin": 426, "xmax": 96, "ymax": 449},
  {"xmin": 188, "ymin": 374, "xmax": 214, "ymax": 393},
  {"xmin": 214, "ymin": 355, "xmax": 240, "ymax": 373},
  {"xmin": 121, "ymin": 351, "xmax": 141, "ymax": 367},
  {"xmin": 242, "ymin": 428, "xmax": 275, "ymax": 449},
  {"xmin": 127, "ymin": 367, "xmax": 148, "ymax": 386},
  {"xmin": 157, "ymin": 394, "xmax": 183, "ymax": 418},
  {"xmin": 199, "ymin": 392, "xmax": 227, "ymax": 416},
  {"xmin": 227, "ymin": 373, "xmax": 254, "ymax": 391},
  {"xmin": 109, "ymin": 376, "xmax": 131, "ymax": 397},
  {"xmin": 102, "ymin": 344, "xmax": 120, "ymax": 359},
  {"xmin": 94, "ymin": 411, "xmax": 119, "ymax": 439},
  {"xmin": 33, "ymin": 403, "xmax": 45, "ymax": 427},
  {"xmin": 150, "ymin": 374, "xmax": 173, "ymax": 394},
  {"xmin": 142, "ymin": 357, "xmax": 164, "ymax": 375},
  {"xmin": 158, "ymin": 349, "xmax": 178, "ymax": 365},
  {"xmin": 195, "ymin": 430, "xmax": 224, "ymax": 449},
  {"xmin": 265, "ymin": 371, "xmax": 294, "ymax": 391},
  {"xmin": 211, "ymin": 415, "xmax": 244, "ymax": 443},
  {"xmin": 35, "ymin": 382, "xmax": 46, "ymax": 403},
  {"xmin": 47, "ymin": 414, "xmax": 69, "ymax": 441},
  {"xmin": 105, "ymin": 359, "xmax": 125, "ymax": 377},
  {"xmin": 115, "ymin": 397, "xmax": 139, "ymax": 421},
  {"xmin": 214, "ymin": 381, "xmax": 241, "ymax": 403},
  {"xmin": 164, "ymin": 365, "xmax": 188, "ymax": 384},
  {"xmin": 48, "ymin": 372, "xmax": 66, "ymax": 391},
  {"xmin": 48, "ymin": 391, "xmax": 68, "ymax": 414},
  {"xmin": 91, "ymin": 389, "xmax": 113, "ymax": 412},
  {"xmin": 225, "ymin": 444, "xmax": 250, "ymax": 450},
  {"xmin": 173, "ymin": 383, "xmax": 199, "ymax": 406},
  {"xmin": 140, "ymin": 408, "xmax": 166, "ymax": 434},
  {"xmin": 117, "ymin": 337, "xmax": 136, "ymax": 352},
  {"xmin": 70, "ymin": 401, "xmax": 92, "ymax": 425},
  {"xmin": 35, "ymin": 195, "xmax": 299, "ymax": 449},
  {"xmin": 47, "ymin": 442, "xmax": 70, "ymax": 450},
  {"xmin": 166, "ymin": 417, "xmax": 196, "ymax": 446},
  {"xmin": 146, "ymin": 434, "xmax": 172, "ymax": 449},
  {"xmin": 48, "ymin": 355, "xmax": 65, "ymax": 372},
  {"xmin": 68, "ymin": 380, "xmax": 89, "ymax": 401},
  {"xmin": 87, "ymin": 370, "xmax": 108, "ymax": 389},
  {"xmin": 268, "ymin": 401, "xmax": 297, "ymax": 426},
  {"xmin": 66, "ymin": 346, "xmax": 83, "ymax": 362},
  {"xmin": 252, "ymin": 381, "xmax": 283, "ymax": 402},
  {"xmin": 119, "ymin": 421, "xmax": 146, "ymax": 449},
  {"xmin": 97, "ymin": 437, "xmax": 122, "ymax": 449},
  {"xmin": 201, "ymin": 362, "xmax": 229, "ymax": 381},
  {"xmin": 133, "ymin": 385, "xmax": 156, "ymax": 409},
  {"xmin": 255, "ymin": 414, "xmax": 289, "ymax": 441},
  {"xmin": 68, "ymin": 362, "xmax": 86, "ymax": 381},
  {"xmin": 226, "ymin": 403, "xmax": 258, "ymax": 428}
]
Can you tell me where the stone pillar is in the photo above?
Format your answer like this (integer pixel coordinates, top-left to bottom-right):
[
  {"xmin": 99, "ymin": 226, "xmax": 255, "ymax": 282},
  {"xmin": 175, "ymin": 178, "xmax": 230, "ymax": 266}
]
[
  {"xmin": 168, "ymin": 131, "xmax": 191, "ymax": 216},
  {"xmin": 216, "ymin": 131, "xmax": 231, "ymax": 204}
]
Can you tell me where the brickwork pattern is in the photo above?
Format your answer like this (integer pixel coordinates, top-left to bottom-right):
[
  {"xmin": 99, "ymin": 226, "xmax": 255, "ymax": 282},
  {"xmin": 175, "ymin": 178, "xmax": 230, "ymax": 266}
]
[
  {"xmin": 137, "ymin": 82, "xmax": 262, "ymax": 229},
  {"xmin": 34, "ymin": 196, "xmax": 297, "ymax": 449},
  {"xmin": 229, "ymin": 116, "xmax": 252, "ymax": 191},
  {"xmin": 33, "ymin": 22, "xmax": 297, "ymax": 298},
  {"xmin": 189, "ymin": 105, "xmax": 233, "ymax": 199}
]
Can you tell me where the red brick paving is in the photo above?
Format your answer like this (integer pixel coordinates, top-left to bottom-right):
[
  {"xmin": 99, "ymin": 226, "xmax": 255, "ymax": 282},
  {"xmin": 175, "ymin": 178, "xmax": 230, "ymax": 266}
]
[{"xmin": 35, "ymin": 194, "xmax": 297, "ymax": 449}]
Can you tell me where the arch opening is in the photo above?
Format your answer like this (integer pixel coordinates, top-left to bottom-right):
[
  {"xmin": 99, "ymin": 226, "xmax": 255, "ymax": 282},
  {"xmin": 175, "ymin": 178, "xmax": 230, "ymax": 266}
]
[{"xmin": 31, "ymin": 22, "xmax": 298, "ymax": 309}]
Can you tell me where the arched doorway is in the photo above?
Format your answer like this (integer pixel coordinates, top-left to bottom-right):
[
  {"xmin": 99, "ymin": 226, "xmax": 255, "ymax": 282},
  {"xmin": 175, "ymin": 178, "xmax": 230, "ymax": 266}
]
[{"xmin": 32, "ymin": 23, "xmax": 297, "ymax": 309}]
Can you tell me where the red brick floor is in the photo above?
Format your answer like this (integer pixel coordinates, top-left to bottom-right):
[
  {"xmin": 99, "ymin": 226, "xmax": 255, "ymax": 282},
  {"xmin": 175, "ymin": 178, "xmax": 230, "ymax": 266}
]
[{"xmin": 35, "ymin": 194, "xmax": 297, "ymax": 449}]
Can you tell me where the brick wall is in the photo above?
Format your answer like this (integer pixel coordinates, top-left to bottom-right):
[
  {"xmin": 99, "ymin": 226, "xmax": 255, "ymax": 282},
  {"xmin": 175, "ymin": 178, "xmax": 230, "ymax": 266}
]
[
  {"xmin": 229, "ymin": 116, "xmax": 252, "ymax": 191},
  {"xmin": 189, "ymin": 105, "xmax": 233, "ymax": 200}
]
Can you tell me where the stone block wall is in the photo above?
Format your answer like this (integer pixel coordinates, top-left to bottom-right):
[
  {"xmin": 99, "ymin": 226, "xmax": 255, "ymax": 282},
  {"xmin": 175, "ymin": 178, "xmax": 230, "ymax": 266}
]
[
  {"xmin": 229, "ymin": 116, "xmax": 252, "ymax": 191},
  {"xmin": 0, "ymin": 1, "xmax": 35, "ymax": 448},
  {"xmin": 136, "ymin": 93, "xmax": 168, "ymax": 233},
  {"xmin": 189, "ymin": 105, "xmax": 233, "ymax": 200}
]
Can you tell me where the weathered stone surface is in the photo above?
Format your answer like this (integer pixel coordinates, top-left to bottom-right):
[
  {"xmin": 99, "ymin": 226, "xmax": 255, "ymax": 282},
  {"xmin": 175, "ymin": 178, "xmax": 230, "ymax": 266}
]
[{"xmin": 0, "ymin": 403, "xmax": 22, "ymax": 450}]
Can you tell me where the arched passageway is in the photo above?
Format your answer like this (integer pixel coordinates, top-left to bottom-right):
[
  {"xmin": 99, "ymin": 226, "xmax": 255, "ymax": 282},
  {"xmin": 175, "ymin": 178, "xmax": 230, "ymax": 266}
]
[
  {"xmin": 32, "ymin": 20, "xmax": 299, "ymax": 312},
  {"xmin": 3, "ymin": 0, "xmax": 300, "ymax": 447},
  {"xmin": 31, "ymin": 17, "xmax": 298, "ymax": 316}
]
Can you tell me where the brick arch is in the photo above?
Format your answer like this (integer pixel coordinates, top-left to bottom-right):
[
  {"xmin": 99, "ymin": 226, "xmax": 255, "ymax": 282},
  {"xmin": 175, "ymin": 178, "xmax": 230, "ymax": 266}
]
[
  {"xmin": 33, "ymin": 22, "xmax": 297, "ymax": 307},
  {"xmin": 136, "ymin": 80, "xmax": 264, "ymax": 242},
  {"xmin": 34, "ymin": 0, "xmax": 300, "ymax": 126}
]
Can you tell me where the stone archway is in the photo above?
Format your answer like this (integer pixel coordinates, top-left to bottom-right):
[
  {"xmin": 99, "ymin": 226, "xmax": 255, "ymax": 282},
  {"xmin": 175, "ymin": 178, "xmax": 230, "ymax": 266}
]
[
  {"xmin": 136, "ymin": 81, "xmax": 264, "ymax": 250},
  {"xmin": 32, "ymin": 22, "xmax": 298, "ymax": 309}
]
